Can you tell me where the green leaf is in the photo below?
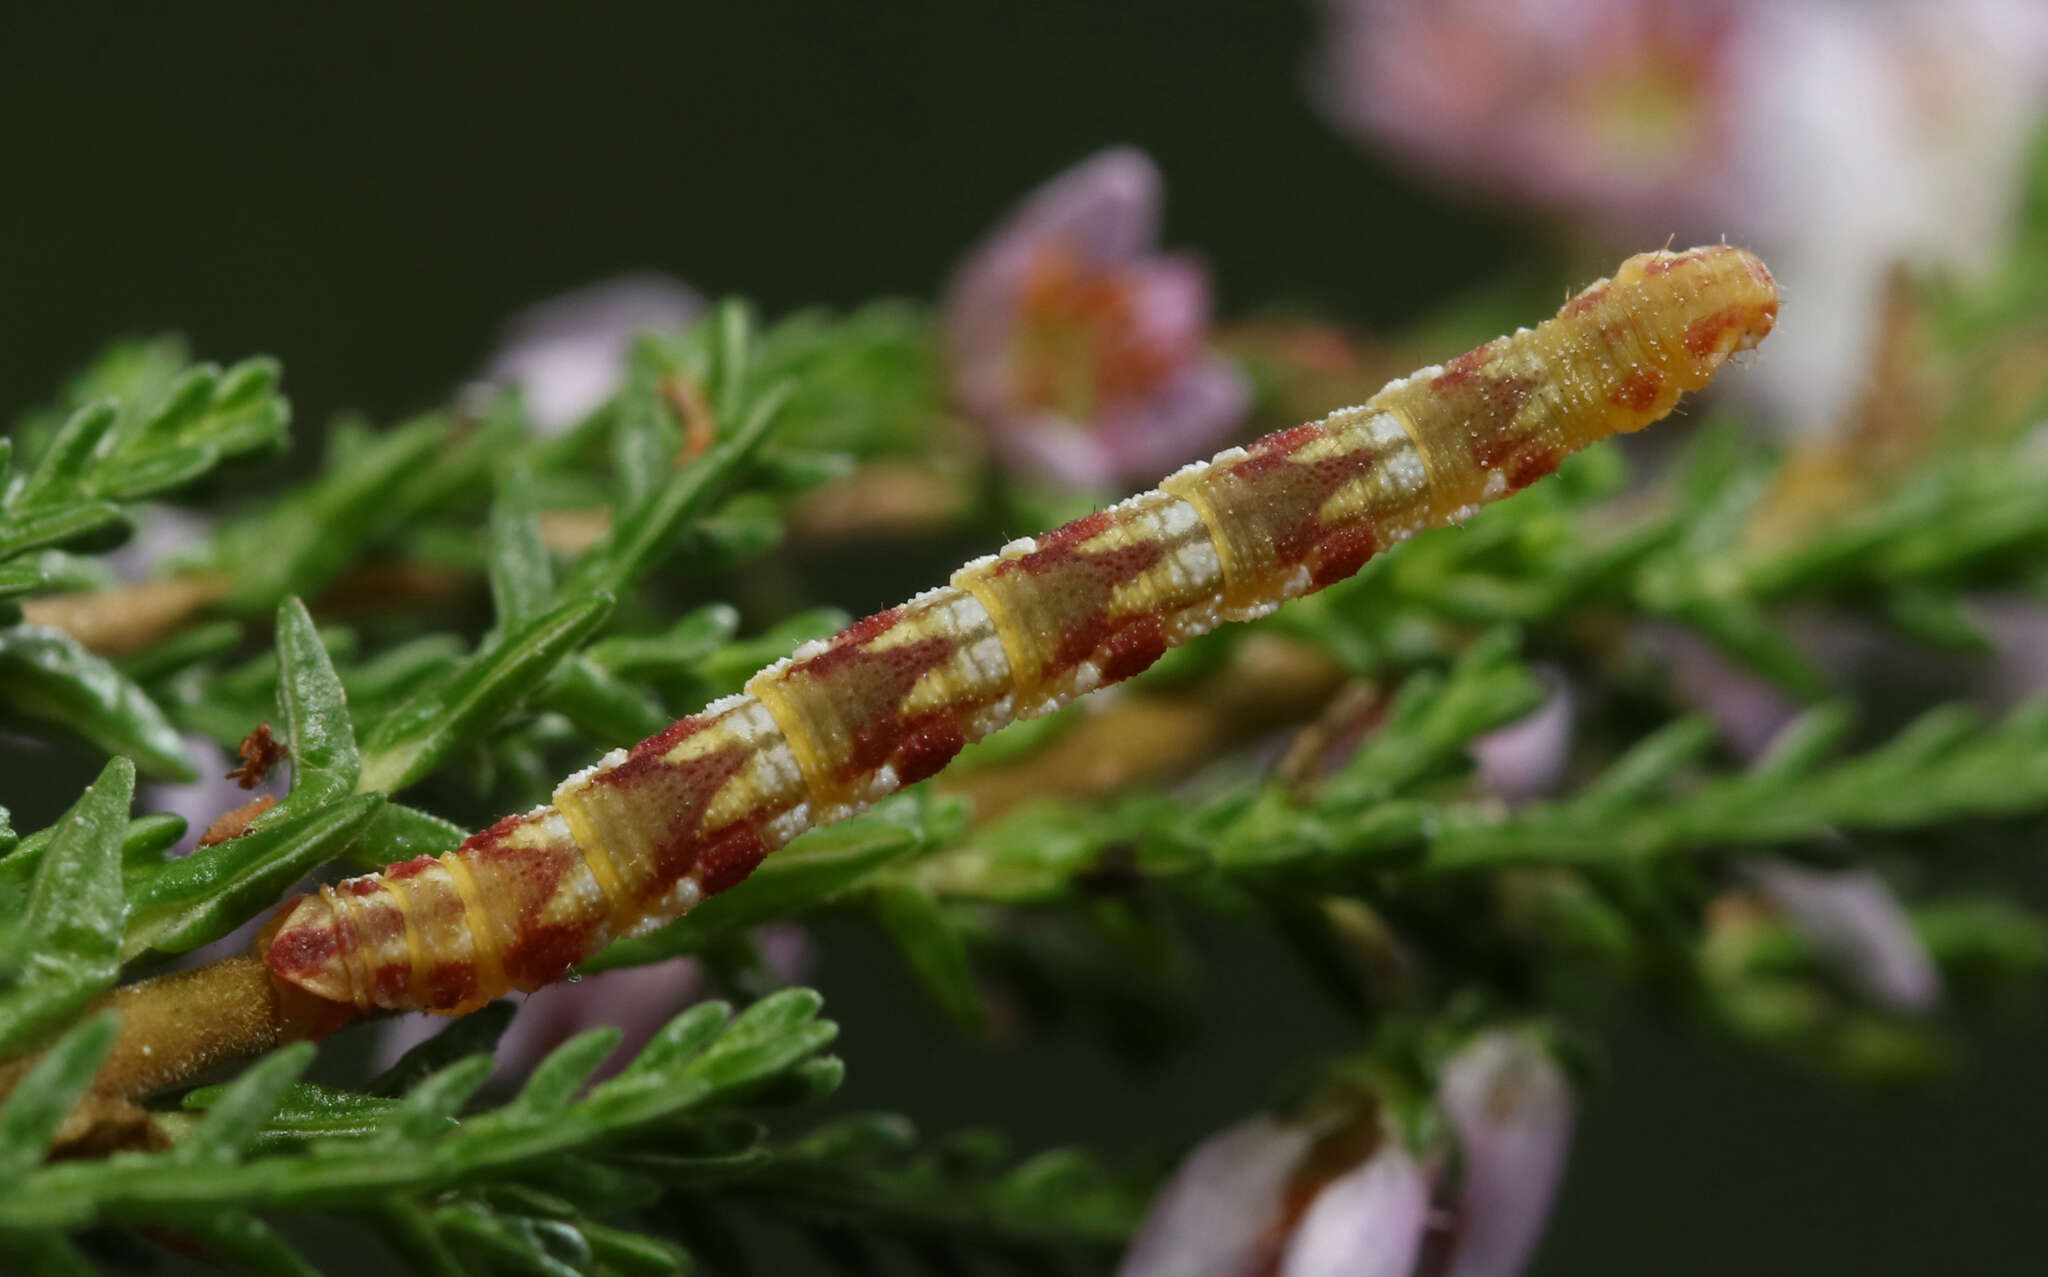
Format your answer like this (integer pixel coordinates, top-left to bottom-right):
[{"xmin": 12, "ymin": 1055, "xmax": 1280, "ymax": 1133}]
[
  {"xmin": 15, "ymin": 1235, "xmax": 96, "ymax": 1276},
  {"xmin": 114, "ymin": 619, "xmax": 242, "ymax": 685},
  {"xmin": 586, "ymin": 603, "xmax": 739, "ymax": 678},
  {"xmin": 436, "ymin": 1201, "xmax": 590, "ymax": 1277},
  {"xmin": 556, "ymin": 382, "xmax": 788, "ymax": 602},
  {"xmin": 356, "ymin": 593, "xmax": 615, "ymax": 794},
  {"xmin": 13, "ymin": 400, "xmax": 120, "ymax": 508},
  {"xmin": 1883, "ymin": 585, "xmax": 1992, "ymax": 652},
  {"xmin": 500, "ymin": 1029, "xmax": 623, "ymax": 1122},
  {"xmin": 344, "ymin": 801, "xmax": 467, "ymax": 871},
  {"xmin": 678, "ymin": 987, "xmax": 835, "ymax": 1099},
  {"xmin": 382, "ymin": 1054, "xmax": 495, "ymax": 1146},
  {"xmin": 124, "ymin": 793, "xmax": 385, "ymax": 958},
  {"xmin": 486, "ymin": 467, "xmax": 555, "ymax": 636},
  {"xmin": 1578, "ymin": 716, "xmax": 1718, "ymax": 810},
  {"xmin": 0, "ymin": 500, "xmax": 128, "ymax": 563},
  {"xmin": 581, "ymin": 1218, "xmax": 692, "ymax": 1275},
  {"xmin": 610, "ymin": 1002, "xmax": 731, "ymax": 1085},
  {"xmin": 173, "ymin": 1042, "xmax": 316, "ymax": 1165},
  {"xmin": 0, "ymin": 625, "xmax": 195, "ymax": 780},
  {"xmin": 1749, "ymin": 703, "xmax": 1855, "ymax": 783},
  {"xmin": 221, "ymin": 415, "xmax": 444, "ymax": 612},
  {"xmin": 0, "ymin": 758, "xmax": 134, "ymax": 1056},
  {"xmin": 1, "ymin": 813, "xmax": 188, "ymax": 920},
  {"xmin": 372, "ymin": 1200, "xmax": 471, "ymax": 1277},
  {"xmin": 870, "ymin": 880, "xmax": 987, "ymax": 1035},
  {"xmin": 612, "ymin": 340, "xmax": 683, "ymax": 517},
  {"xmin": 1668, "ymin": 594, "xmax": 1826, "ymax": 697},
  {"xmin": 0, "ymin": 560, "xmax": 48, "ymax": 600},
  {"xmin": 0, "ymin": 1013, "xmax": 118, "ymax": 1178},
  {"xmin": 168, "ymin": 1211, "xmax": 321, "ymax": 1277},
  {"xmin": 270, "ymin": 596, "xmax": 360, "ymax": 809},
  {"xmin": 182, "ymin": 1080, "xmax": 400, "ymax": 1147},
  {"xmin": 368, "ymin": 1001, "xmax": 517, "ymax": 1097},
  {"xmin": 539, "ymin": 656, "xmax": 671, "ymax": 745},
  {"xmin": 92, "ymin": 442, "xmax": 221, "ymax": 502}
]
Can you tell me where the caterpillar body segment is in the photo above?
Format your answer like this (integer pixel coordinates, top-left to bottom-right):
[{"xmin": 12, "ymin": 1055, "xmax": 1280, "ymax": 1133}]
[
  {"xmin": 263, "ymin": 245, "xmax": 1779, "ymax": 1015},
  {"xmin": 952, "ymin": 488, "xmax": 1229, "ymax": 714},
  {"xmin": 747, "ymin": 586, "xmax": 1017, "ymax": 821}
]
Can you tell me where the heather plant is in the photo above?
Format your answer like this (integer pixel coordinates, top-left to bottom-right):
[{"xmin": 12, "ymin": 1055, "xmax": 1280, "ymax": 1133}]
[{"xmin": 4, "ymin": 135, "xmax": 2048, "ymax": 1277}]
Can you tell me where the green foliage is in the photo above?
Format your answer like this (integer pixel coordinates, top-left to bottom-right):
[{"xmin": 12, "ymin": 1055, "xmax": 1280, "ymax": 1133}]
[
  {"xmin": 0, "ymin": 761, "xmax": 133, "ymax": 1057},
  {"xmin": 0, "ymin": 352, "xmax": 288, "ymax": 568},
  {"xmin": 9, "ymin": 196, "xmax": 2048, "ymax": 1275},
  {"xmin": 0, "ymin": 991, "xmax": 1131, "ymax": 1274}
]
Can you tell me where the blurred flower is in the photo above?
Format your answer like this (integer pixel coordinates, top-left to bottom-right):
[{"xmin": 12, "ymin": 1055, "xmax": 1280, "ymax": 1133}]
[
  {"xmin": 1470, "ymin": 670, "xmax": 1575, "ymax": 803},
  {"xmin": 1315, "ymin": 0, "xmax": 1740, "ymax": 239},
  {"xmin": 104, "ymin": 504, "xmax": 217, "ymax": 584},
  {"xmin": 1746, "ymin": 859, "xmax": 1940, "ymax": 1013},
  {"xmin": 374, "ymin": 924, "xmax": 809, "ymax": 1085},
  {"xmin": 1119, "ymin": 1031, "xmax": 1574, "ymax": 1277},
  {"xmin": 1117, "ymin": 1116, "xmax": 1322, "ymax": 1277},
  {"xmin": 1970, "ymin": 595, "xmax": 2048, "ymax": 710},
  {"xmin": 1635, "ymin": 622, "xmax": 1798, "ymax": 760},
  {"xmin": 1436, "ymin": 1030, "xmax": 1576, "ymax": 1277},
  {"xmin": 1280, "ymin": 1144, "xmax": 1433, "ymax": 1277},
  {"xmin": 1314, "ymin": 0, "xmax": 2048, "ymax": 435},
  {"xmin": 944, "ymin": 148, "xmax": 1251, "ymax": 489},
  {"xmin": 482, "ymin": 273, "xmax": 704, "ymax": 433}
]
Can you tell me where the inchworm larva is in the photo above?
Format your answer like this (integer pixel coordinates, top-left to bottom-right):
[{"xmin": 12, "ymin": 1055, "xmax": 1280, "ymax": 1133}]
[{"xmin": 264, "ymin": 245, "xmax": 1779, "ymax": 1014}]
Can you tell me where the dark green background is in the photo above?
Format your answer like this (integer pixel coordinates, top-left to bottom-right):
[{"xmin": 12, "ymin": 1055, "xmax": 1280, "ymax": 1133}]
[{"xmin": 3, "ymin": 4, "xmax": 2040, "ymax": 1272}]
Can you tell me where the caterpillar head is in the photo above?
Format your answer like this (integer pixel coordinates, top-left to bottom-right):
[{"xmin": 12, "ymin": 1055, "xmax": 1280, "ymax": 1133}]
[{"xmin": 1612, "ymin": 244, "xmax": 1780, "ymax": 385}]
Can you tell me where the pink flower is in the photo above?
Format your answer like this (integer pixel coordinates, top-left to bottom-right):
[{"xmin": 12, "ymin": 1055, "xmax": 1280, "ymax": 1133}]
[
  {"xmin": 1470, "ymin": 671, "xmax": 1576, "ymax": 803},
  {"xmin": 1745, "ymin": 860, "xmax": 1940, "ymax": 1014},
  {"xmin": 1119, "ymin": 1031, "xmax": 1574, "ymax": 1277},
  {"xmin": 1636, "ymin": 622, "xmax": 1799, "ymax": 761},
  {"xmin": 1280, "ymin": 1145, "xmax": 1433, "ymax": 1277},
  {"xmin": 1436, "ymin": 1031, "xmax": 1576, "ymax": 1277},
  {"xmin": 482, "ymin": 274, "xmax": 704, "ymax": 433},
  {"xmin": 1314, "ymin": 0, "xmax": 1742, "ymax": 239},
  {"xmin": 1314, "ymin": 0, "xmax": 2048, "ymax": 436},
  {"xmin": 944, "ymin": 148, "xmax": 1251, "ymax": 490},
  {"xmin": 1116, "ymin": 1116, "xmax": 1322, "ymax": 1277}
]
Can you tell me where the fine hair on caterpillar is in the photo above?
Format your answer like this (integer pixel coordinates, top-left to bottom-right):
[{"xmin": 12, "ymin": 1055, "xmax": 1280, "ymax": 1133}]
[{"xmin": 262, "ymin": 244, "xmax": 1780, "ymax": 1015}]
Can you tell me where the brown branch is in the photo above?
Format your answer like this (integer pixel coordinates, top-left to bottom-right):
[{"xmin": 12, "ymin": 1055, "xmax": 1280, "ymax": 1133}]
[
  {"xmin": 20, "ymin": 575, "xmax": 231, "ymax": 656},
  {"xmin": 0, "ymin": 952, "xmax": 361, "ymax": 1147},
  {"xmin": 940, "ymin": 635, "xmax": 1345, "ymax": 821},
  {"xmin": 28, "ymin": 465, "xmax": 971, "ymax": 656}
]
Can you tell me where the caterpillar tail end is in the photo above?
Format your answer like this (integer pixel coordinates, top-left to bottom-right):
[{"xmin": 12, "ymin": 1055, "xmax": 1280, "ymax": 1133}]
[{"xmin": 261, "ymin": 890, "xmax": 360, "ymax": 1008}]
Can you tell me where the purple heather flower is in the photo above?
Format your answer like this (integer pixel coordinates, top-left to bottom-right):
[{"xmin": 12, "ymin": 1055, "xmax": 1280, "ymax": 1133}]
[
  {"xmin": 1970, "ymin": 595, "xmax": 2048, "ymax": 711},
  {"xmin": 1120, "ymin": 1033, "xmax": 1575, "ymax": 1277},
  {"xmin": 1470, "ymin": 671, "xmax": 1575, "ymax": 803},
  {"xmin": 1117, "ymin": 1116, "xmax": 1321, "ymax": 1277},
  {"xmin": 1278, "ymin": 1144, "xmax": 1433, "ymax": 1277},
  {"xmin": 944, "ymin": 148, "xmax": 1251, "ymax": 490},
  {"xmin": 1635, "ymin": 623, "xmax": 1799, "ymax": 761},
  {"xmin": 482, "ymin": 273, "xmax": 704, "ymax": 433},
  {"xmin": 104, "ymin": 504, "xmax": 217, "ymax": 584},
  {"xmin": 1436, "ymin": 1030, "xmax": 1576, "ymax": 1277},
  {"xmin": 1745, "ymin": 859, "xmax": 1940, "ymax": 1014},
  {"xmin": 1314, "ymin": 0, "xmax": 2048, "ymax": 436}
]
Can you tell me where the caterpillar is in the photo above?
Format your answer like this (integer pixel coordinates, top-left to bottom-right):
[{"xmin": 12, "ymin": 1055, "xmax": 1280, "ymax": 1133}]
[{"xmin": 263, "ymin": 245, "xmax": 1779, "ymax": 1015}]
